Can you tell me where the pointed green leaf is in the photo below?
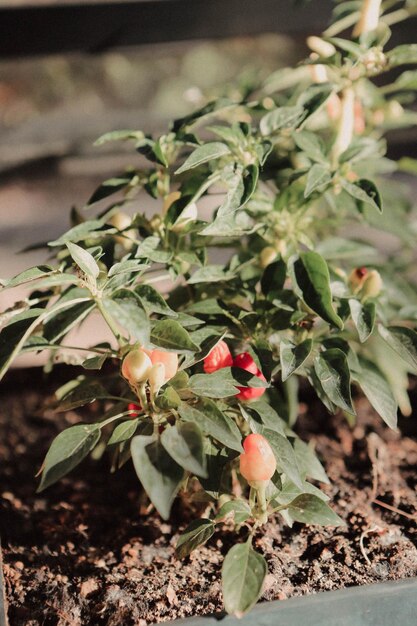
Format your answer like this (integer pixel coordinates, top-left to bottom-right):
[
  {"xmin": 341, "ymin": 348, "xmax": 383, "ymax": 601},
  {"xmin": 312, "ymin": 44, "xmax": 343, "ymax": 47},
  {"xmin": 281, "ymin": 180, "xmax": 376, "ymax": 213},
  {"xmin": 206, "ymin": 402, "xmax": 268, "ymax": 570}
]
[
  {"xmin": 314, "ymin": 348, "xmax": 355, "ymax": 414},
  {"xmin": 378, "ymin": 325, "xmax": 417, "ymax": 372},
  {"xmin": 292, "ymin": 251, "xmax": 344, "ymax": 329},
  {"xmin": 178, "ymin": 400, "xmax": 243, "ymax": 452},
  {"xmin": 260, "ymin": 105, "xmax": 305, "ymax": 135},
  {"xmin": 66, "ymin": 242, "xmax": 100, "ymax": 279},
  {"xmin": 340, "ymin": 178, "xmax": 382, "ymax": 213},
  {"xmin": 151, "ymin": 320, "xmax": 199, "ymax": 353},
  {"xmin": 262, "ymin": 428, "xmax": 303, "ymax": 489},
  {"xmin": 280, "ymin": 338, "xmax": 313, "ymax": 381},
  {"xmin": 38, "ymin": 424, "xmax": 101, "ymax": 492},
  {"xmin": 304, "ymin": 164, "xmax": 331, "ymax": 198},
  {"xmin": 175, "ymin": 142, "xmax": 230, "ymax": 174},
  {"xmin": 215, "ymin": 500, "xmax": 252, "ymax": 525},
  {"xmin": 353, "ymin": 360, "xmax": 398, "ymax": 428},
  {"xmin": 222, "ymin": 541, "xmax": 267, "ymax": 617},
  {"xmin": 161, "ymin": 422, "xmax": 207, "ymax": 478},
  {"xmin": 287, "ymin": 494, "xmax": 344, "ymax": 526},
  {"xmin": 176, "ymin": 519, "xmax": 215, "ymax": 559},
  {"xmin": 131, "ymin": 435, "xmax": 184, "ymax": 520},
  {"xmin": 349, "ymin": 299, "xmax": 376, "ymax": 343},
  {"xmin": 108, "ymin": 419, "xmax": 139, "ymax": 445},
  {"xmin": 135, "ymin": 284, "xmax": 177, "ymax": 317},
  {"xmin": 103, "ymin": 290, "xmax": 150, "ymax": 344}
]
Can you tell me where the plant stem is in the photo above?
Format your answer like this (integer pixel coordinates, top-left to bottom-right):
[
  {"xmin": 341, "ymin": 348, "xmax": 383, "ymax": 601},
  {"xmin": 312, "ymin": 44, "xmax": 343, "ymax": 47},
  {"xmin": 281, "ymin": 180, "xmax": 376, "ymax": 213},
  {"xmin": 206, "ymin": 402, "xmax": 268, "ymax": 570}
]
[
  {"xmin": 353, "ymin": 0, "xmax": 382, "ymax": 36},
  {"xmin": 95, "ymin": 297, "xmax": 125, "ymax": 345}
]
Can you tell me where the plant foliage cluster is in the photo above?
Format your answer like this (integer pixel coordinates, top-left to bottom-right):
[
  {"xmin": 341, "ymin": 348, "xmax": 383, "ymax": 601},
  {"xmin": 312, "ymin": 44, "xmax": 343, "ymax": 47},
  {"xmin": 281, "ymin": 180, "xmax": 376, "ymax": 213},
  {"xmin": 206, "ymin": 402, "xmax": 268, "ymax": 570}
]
[{"xmin": 1, "ymin": 0, "xmax": 417, "ymax": 615}]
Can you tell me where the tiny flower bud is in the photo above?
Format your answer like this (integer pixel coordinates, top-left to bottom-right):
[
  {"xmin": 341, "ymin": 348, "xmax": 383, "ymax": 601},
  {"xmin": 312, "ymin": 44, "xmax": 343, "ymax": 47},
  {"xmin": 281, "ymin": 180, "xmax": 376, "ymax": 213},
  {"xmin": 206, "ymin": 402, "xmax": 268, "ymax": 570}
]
[
  {"xmin": 361, "ymin": 269, "xmax": 382, "ymax": 299},
  {"xmin": 144, "ymin": 349, "xmax": 178, "ymax": 382},
  {"xmin": 240, "ymin": 434, "xmax": 277, "ymax": 482},
  {"xmin": 307, "ymin": 36, "xmax": 336, "ymax": 58},
  {"xmin": 233, "ymin": 353, "xmax": 266, "ymax": 402},
  {"xmin": 348, "ymin": 267, "xmax": 368, "ymax": 292},
  {"xmin": 108, "ymin": 211, "xmax": 138, "ymax": 250},
  {"xmin": 148, "ymin": 363, "xmax": 166, "ymax": 395},
  {"xmin": 121, "ymin": 349, "xmax": 153, "ymax": 384},
  {"xmin": 203, "ymin": 340, "xmax": 233, "ymax": 374},
  {"xmin": 259, "ymin": 246, "xmax": 277, "ymax": 269}
]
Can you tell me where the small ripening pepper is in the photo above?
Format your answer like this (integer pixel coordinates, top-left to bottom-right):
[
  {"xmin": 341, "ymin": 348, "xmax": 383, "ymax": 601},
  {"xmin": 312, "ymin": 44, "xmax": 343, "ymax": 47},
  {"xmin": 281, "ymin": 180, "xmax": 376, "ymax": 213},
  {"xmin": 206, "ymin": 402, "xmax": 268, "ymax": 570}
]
[
  {"xmin": 203, "ymin": 340, "xmax": 233, "ymax": 374},
  {"xmin": 143, "ymin": 349, "xmax": 178, "ymax": 382},
  {"xmin": 127, "ymin": 402, "xmax": 142, "ymax": 418},
  {"xmin": 233, "ymin": 353, "xmax": 266, "ymax": 402},
  {"xmin": 239, "ymin": 434, "xmax": 277, "ymax": 483}
]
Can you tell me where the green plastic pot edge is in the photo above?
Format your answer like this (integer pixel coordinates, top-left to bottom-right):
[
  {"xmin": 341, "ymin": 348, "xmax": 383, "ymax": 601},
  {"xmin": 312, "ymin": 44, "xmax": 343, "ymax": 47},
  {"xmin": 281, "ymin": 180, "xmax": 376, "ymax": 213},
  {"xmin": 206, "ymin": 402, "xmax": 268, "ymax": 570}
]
[
  {"xmin": 169, "ymin": 577, "xmax": 417, "ymax": 626},
  {"xmin": 0, "ymin": 539, "xmax": 7, "ymax": 626}
]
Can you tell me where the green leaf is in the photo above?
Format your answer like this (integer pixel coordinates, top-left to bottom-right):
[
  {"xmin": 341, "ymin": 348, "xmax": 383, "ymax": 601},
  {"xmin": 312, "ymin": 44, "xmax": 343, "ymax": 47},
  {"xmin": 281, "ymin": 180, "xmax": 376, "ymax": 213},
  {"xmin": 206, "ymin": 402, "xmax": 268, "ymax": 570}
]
[
  {"xmin": 188, "ymin": 370, "xmax": 239, "ymax": 399},
  {"xmin": 222, "ymin": 540, "xmax": 267, "ymax": 617},
  {"xmin": 43, "ymin": 301, "xmax": 95, "ymax": 343},
  {"xmin": 292, "ymin": 251, "xmax": 344, "ymax": 329},
  {"xmin": 0, "ymin": 298, "xmax": 91, "ymax": 382},
  {"xmin": 176, "ymin": 519, "xmax": 215, "ymax": 559},
  {"xmin": 87, "ymin": 173, "xmax": 137, "ymax": 205},
  {"xmin": 108, "ymin": 419, "xmax": 139, "ymax": 445},
  {"xmin": 135, "ymin": 284, "xmax": 177, "ymax": 317},
  {"xmin": 340, "ymin": 178, "xmax": 382, "ymax": 213},
  {"xmin": 349, "ymin": 299, "xmax": 375, "ymax": 343},
  {"xmin": 280, "ymin": 338, "xmax": 313, "ymax": 381},
  {"xmin": 287, "ymin": 494, "xmax": 344, "ymax": 526},
  {"xmin": 103, "ymin": 290, "xmax": 150, "ymax": 344},
  {"xmin": 178, "ymin": 400, "xmax": 243, "ymax": 452},
  {"xmin": 314, "ymin": 349, "xmax": 355, "ymax": 414},
  {"xmin": 82, "ymin": 354, "xmax": 108, "ymax": 370},
  {"xmin": 175, "ymin": 142, "xmax": 230, "ymax": 174},
  {"xmin": 131, "ymin": 435, "xmax": 184, "ymax": 520},
  {"xmin": 2, "ymin": 265, "xmax": 54, "ymax": 289},
  {"xmin": 261, "ymin": 257, "xmax": 287, "ymax": 296},
  {"xmin": 387, "ymin": 44, "xmax": 417, "ymax": 67},
  {"xmin": 292, "ymin": 130, "xmax": 327, "ymax": 164},
  {"xmin": 94, "ymin": 129, "xmax": 145, "ymax": 146},
  {"xmin": 304, "ymin": 164, "xmax": 331, "ymax": 198},
  {"xmin": 260, "ymin": 105, "xmax": 305, "ymax": 135},
  {"xmin": 66, "ymin": 242, "xmax": 100, "ymax": 280},
  {"xmin": 161, "ymin": 422, "xmax": 207, "ymax": 478},
  {"xmin": 188, "ymin": 265, "xmax": 236, "ymax": 284},
  {"xmin": 244, "ymin": 400, "xmax": 287, "ymax": 435},
  {"xmin": 353, "ymin": 360, "xmax": 398, "ymax": 428},
  {"xmin": 58, "ymin": 381, "xmax": 110, "ymax": 411},
  {"xmin": 262, "ymin": 428, "xmax": 303, "ymax": 489},
  {"xmin": 378, "ymin": 325, "xmax": 417, "ymax": 373},
  {"xmin": 155, "ymin": 386, "xmax": 181, "ymax": 410},
  {"xmin": 215, "ymin": 500, "xmax": 252, "ymax": 524},
  {"xmin": 293, "ymin": 439, "xmax": 329, "ymax": 484},
  {"xmin": 38, "ymin": 424, "xmax": 101, "ymax": 492},
  {"xmin": 151, "ymin": 320, "xmax": 199, "ymax": 353}
]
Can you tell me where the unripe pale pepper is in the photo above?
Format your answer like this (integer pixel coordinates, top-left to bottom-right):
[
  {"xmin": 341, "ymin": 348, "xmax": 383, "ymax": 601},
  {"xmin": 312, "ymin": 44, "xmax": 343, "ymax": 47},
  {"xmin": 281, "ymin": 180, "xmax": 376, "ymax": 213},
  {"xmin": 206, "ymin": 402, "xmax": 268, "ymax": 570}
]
[
  {"xmin": 143, "ymin": 349, "xmax": 178, "ymax": 382},
  {"xmin": 121, "ymin": 349, "xmax": 153, "ymax": 384}
]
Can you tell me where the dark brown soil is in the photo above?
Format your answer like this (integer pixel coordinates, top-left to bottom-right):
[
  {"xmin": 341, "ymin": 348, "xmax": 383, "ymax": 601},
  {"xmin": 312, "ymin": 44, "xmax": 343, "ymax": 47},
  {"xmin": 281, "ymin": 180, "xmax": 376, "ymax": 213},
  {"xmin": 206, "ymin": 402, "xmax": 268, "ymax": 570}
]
[{"xmin": 1, "ymin": 369, "xmax": 417, "ymax": 626}]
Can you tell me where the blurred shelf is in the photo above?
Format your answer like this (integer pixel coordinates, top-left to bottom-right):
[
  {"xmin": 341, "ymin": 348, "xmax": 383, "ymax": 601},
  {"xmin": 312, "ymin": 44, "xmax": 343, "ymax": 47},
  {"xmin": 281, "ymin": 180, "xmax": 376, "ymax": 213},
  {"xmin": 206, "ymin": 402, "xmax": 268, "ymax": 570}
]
[{"xmin": 0, "ymin": 0, "xmax": 334, "ymax": 58}]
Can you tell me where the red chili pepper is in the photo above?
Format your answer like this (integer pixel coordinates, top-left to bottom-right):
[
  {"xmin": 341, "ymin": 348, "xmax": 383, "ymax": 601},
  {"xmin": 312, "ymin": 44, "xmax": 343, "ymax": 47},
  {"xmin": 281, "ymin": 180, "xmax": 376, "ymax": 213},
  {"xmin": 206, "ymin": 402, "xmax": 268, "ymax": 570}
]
[
  {"xmin": 203, "ymin": 340, "xmax": 233, "ymax": 374},
  {"xmin": 239, "ymin": 433, "xmax": 276, "ymax": 482},
  {"xmin": 233, "ymin": 352, "xmax": 266, "ymax": 401},
  {"xmin": 127, "ymin": 402, "xmax": 142, "ymax": 418}
]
